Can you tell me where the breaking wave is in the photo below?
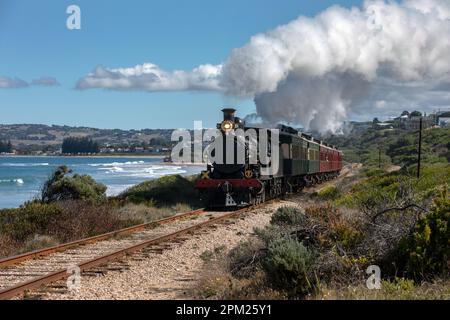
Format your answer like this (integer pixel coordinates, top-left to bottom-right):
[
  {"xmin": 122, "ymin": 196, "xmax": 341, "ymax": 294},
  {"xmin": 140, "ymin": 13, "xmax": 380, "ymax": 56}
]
[
  {"xmin": 0, "ymin": 178, "xmax": 24, "ymax": 184},
  {"xmin": 89, "ymin": 161, "xmax": 145, "ymax": 167},
  {"xmin": 0, "ymin": 163, "xmax": 49, "ymax": 167}
]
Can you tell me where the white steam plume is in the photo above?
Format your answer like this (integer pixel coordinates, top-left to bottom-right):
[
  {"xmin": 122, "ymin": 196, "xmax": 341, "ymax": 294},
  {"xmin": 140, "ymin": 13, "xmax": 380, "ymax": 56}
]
[{"xmin": 221, "ymin": 0, "xmax": 450, "ymax": 133}]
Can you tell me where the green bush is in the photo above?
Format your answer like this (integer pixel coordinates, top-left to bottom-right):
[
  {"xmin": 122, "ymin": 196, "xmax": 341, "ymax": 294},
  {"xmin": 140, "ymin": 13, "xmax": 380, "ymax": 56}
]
[
  {"xmin": 263, "ymin": 238, "xmax": 313, "ymax": 296},
  {"xmin": 317, "ymin": 186, "xmax": 341, "ymax": 200},
  {"xmin": 270, "ymin": 206, "xmax": 305, "ymax": 226},
  {"xmin": 120, "ymin": 174, "xmax": 200, "ymax": 207},
  {"xmin": 401, "ymin": 189, "xmax": 450, "ymax": 278},
  {"xmin": 41, "ymin": 166, "xmax": 106, "ymax": 203},
  {"xmin": 333, "ymin": 163, "xmax": 450, "ymax": 211},
  {"xmin": 0, "ymin": 202, "xmax": 63, "ymax": 242}
]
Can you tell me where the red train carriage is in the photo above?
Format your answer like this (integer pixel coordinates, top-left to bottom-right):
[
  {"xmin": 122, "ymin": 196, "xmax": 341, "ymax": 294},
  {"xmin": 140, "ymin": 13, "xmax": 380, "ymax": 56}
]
[{"xmin": 320, "ymin": 145, "xmax": 343, "ymax": 173}]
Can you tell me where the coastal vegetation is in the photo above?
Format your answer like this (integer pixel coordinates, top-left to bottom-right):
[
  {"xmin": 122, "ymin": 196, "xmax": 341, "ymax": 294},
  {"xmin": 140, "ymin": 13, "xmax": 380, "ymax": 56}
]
[
  {"xmin": 195, "ymin": 164, "xmax": 449, "ymax": 299},
  {"xmin": 40, "ymin": 165, "xmax": 107, "ymax": 203},
  {"xmin": 327, "ymin": 127, "xmax": 450, "ymax": 167},
  {"xmin": 0, "ymin": 165, "xmax": 201, "ymax": 258},
  {"xmin": 195, "ymin": 127, "xmax": 449, "ymax": 300},
  {"xmin": 118, "ymin": 175, "xmax": 201, "ymax": 207}
]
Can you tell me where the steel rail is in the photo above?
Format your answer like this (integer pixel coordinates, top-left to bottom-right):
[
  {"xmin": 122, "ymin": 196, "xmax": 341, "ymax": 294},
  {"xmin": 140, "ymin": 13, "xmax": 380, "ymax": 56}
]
[
  {"xmin": 0, "ymin": 206, "xmax": 252, "ymax": 300},
  {"xmin": 0, "ymin": 208, "xmax": 205, "ymax": 269}
]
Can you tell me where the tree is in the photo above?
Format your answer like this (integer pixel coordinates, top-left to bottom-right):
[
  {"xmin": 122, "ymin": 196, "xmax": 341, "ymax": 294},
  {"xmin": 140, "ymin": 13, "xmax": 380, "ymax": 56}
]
[
  {"xmin": 62, "ymin": 137, "xmax": 100, "ymax": 154},
  {"xmin": 373, "ymin": 118, "xmax": 381, "ymax": 124},
  {"xmin": 6, "ymin": 141, "xmax": 12, "ymax": 152},
  {"xmin": 0, "ymin": 140, "xmax": 13, "ymax": 153},
  {"xmin": 401, "ymin": 110, "xmax": 410, "ymax": 117},
  {"xmin": 410, "ymin": 111, "xmax": 422, "ymax": 117},
  {"xmin": 41, "ymin": 166, "xmax": 107, "ymax": 203}
]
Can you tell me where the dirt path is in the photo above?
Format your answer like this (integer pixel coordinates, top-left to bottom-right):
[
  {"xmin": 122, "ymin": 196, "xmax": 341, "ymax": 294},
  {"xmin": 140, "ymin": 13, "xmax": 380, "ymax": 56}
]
[{"xmin": 305, "ymin": 163, "xmax": 362, "ymax": 194}]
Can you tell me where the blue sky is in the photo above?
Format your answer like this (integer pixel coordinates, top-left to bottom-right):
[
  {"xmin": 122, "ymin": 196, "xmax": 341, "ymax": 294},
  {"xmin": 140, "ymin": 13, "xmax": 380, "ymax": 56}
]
[{"xmin": 0, "ymin": 0, "xmax": 364, "ymax": 129}]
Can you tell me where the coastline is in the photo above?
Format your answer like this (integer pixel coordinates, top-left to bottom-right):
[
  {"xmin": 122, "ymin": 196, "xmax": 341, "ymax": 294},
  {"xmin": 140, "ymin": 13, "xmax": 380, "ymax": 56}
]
[
  {"xmin": 0, "ymin": 155, "xmax": 205, "ymax": 209},
  {"xmin": 0, "ymin": 154, "xmax": 166, "ymax": 158}
]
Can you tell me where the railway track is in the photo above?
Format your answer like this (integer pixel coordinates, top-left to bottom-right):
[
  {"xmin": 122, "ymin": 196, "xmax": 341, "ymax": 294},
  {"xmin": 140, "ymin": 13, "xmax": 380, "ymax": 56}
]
[
  {"xmin": 0, "ymin": 208, "xmax": 205, "ymax": 269},
  {"xmin": 0, "ymin": 206, "xmax": 255, "ymax": 300}
]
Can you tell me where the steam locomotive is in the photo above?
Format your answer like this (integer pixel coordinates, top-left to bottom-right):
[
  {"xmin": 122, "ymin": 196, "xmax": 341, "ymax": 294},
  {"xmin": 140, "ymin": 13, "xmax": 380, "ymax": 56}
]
[{"xmin": 195, "ymin": 108, "xmax": 343, "ymax": 207}]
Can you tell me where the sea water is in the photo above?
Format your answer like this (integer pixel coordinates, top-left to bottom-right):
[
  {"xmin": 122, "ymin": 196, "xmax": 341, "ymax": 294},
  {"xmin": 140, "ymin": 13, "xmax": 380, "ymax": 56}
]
[{"xmin": 0, "ymin": 156, "xmax": 205, "ymax": 208}]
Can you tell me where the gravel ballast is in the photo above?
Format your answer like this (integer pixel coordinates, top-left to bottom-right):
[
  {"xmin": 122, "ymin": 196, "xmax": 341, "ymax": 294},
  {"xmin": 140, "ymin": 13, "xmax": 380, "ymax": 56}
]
[{"xmin": 40, "ymin": 200, "xmax": 300, "ymax": 300}]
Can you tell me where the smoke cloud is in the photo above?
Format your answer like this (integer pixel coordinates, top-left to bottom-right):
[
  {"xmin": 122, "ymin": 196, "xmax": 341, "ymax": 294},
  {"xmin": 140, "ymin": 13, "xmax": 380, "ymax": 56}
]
[
  {"xmin": 221, "ymin": 0, "xmax": 450, "ymax": 133},
  {"xmin": 77, "ymin": 0, "xmax": 450, "ymax": 133}
]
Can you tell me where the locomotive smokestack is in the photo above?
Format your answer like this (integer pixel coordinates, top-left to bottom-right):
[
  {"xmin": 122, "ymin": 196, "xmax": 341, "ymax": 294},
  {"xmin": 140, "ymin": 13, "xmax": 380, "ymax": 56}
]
[{"xmin": 222, "ymin": 108, "xmax": 236, "ymax": 122}]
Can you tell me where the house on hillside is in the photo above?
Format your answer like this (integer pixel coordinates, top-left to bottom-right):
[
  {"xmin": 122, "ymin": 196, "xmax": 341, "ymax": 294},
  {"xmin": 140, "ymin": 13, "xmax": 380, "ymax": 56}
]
[{"xmin": 392, "ymin": 111, "xmax": 438, "ymax": 130}]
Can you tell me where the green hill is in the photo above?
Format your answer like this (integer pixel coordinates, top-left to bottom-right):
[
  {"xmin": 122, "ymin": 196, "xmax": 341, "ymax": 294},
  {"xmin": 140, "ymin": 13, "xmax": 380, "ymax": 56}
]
[{"xmin": 327, "ymin": 127, "xmax": 450, "ymax": 168}]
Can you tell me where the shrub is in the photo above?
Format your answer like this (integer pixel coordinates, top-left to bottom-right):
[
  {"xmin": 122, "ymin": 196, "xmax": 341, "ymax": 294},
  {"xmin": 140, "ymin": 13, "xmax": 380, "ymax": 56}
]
[
  {"xmin": 400, "ymin": 189, "xmax": 450, "ymax": 279},
  {"xmin": 47, "ymin": 201, "xmax": 139, "ymax": 242},
  {"xmin": 0, "ymin": 200, "xmax": 141, "ymax": 256},
  {"xmin": 21, "ymin": 235, "xmax": 59, "ymax": 253},
  {"xmin": 228, "ymin": 240, "xmax": 264, "ymax": 278},
  {"xmin": 263, "ymin": 238, "xmax": 313, "ymax": 296},
  {"xmin": 270, "ymin": 206, "xmax": 305, "ymax": 226},
  {"xmin": 254, "ymin": 225, "xmax": 287, "ymax": 246},
  {"xmin": 120, "ymin": 175, "xmax": 201, "ymax": 207},
  {"xmin": 0, "ymin": 234, "xmax": 18, "ymax": 258},
  {"xmin": 41, "ymin": 166, "xmax": 106, "ymax": 203},
  {"xmin": 330, "ymin": 222, "xmax": 364, "ymax": 250},
  {"xmin": 0, "ymin": 202, "xmax": 63, "ymax": 242},
  {"xmin": 317, "ymin": 186, "xmax": 341, "ymax": 200}
]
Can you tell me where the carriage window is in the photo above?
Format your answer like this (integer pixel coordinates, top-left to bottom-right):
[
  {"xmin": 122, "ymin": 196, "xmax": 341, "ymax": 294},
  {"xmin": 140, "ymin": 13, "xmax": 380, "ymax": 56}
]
[
  {"xmin": 281, "ymin": 143, "xmax": 291, "ymax": 159},
  {"xmin": 292, "ymin": 145, "xmax": 300, "ymax": 159}
]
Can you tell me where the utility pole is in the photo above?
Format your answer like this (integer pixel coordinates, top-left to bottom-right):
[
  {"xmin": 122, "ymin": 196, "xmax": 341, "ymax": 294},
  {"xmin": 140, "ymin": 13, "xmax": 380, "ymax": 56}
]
[
  {"xmin": 378, "ymin": 146, "xmax": 382, "ymax": 169},
  {"xmin": 417, "ymin": 117, "xmax": 422, "ymax": 178}
]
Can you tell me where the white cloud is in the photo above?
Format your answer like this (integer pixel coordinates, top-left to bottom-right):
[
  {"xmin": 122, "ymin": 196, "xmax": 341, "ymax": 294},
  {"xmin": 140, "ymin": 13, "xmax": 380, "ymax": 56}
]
[
  {"xmin": 0, "ymin": 76, "xmax": 60, "ymax": 89},
  {"xmin": 31, "ymin": 77, "xmax": 60, "ymax": 86},
  {"xmin": 76, "ymin": 63, "xmax": 222, "ymax": 92},
  {"xmin": 0, "ymin": 76, "xmax": 28, "ymax": 89}
]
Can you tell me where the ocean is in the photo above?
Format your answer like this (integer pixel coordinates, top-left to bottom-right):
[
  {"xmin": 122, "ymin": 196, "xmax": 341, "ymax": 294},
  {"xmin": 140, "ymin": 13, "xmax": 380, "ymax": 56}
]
[{"xmin": 0, "ymin": 156, "xmax": 205, "ymax": 209}]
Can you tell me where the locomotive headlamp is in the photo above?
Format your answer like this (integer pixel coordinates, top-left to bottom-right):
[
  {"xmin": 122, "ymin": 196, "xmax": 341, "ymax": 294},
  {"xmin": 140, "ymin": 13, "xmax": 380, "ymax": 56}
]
[{"xmin": 220, "ymin": 120, "xmax": 235, "ymax": 133}]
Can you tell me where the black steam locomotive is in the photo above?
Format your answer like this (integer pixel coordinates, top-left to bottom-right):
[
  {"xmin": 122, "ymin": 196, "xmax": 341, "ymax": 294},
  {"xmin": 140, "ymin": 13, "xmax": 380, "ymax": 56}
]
[{"xmin": 195, "ymin": 109, "xmax": 342, "ymax": 207}]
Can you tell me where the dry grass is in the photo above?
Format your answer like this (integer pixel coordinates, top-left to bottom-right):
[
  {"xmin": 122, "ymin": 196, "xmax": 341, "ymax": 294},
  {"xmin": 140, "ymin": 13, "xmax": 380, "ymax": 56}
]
[
  {"xmin": 0, "ymin": 234, "xmax": 18, "ymax": 258},
  {"xmin": 316, "ymin": 278, "xmax": 450, "ymax": 300},
  {"xmin": 117, "ymin": 203, "xmax": 192, "ymax": 223},
  {"xmin": 0, "ymin": 201, "xmax": 193, "ymax": 258},
  {"xmin": 194, "ymin": 247, "xmax": 285, "ymax": 300},
  {"xmin": 20, "ymin": 235, "xmax": 59, "ymax": 254}
]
